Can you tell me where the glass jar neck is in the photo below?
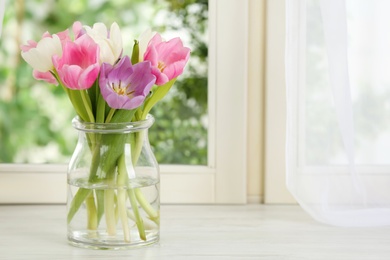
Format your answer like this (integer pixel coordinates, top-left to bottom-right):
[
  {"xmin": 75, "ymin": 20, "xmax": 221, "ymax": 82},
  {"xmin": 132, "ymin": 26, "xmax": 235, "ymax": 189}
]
[{"xmin": 72, "ymin": 114, "xmax": 154, "ymax": 134}]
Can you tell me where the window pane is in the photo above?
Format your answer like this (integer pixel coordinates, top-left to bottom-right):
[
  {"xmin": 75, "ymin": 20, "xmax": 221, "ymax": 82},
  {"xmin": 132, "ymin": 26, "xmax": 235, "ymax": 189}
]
[{"xmin": 0, "ymin": 0, "xmax": 208, "ymax": 165}]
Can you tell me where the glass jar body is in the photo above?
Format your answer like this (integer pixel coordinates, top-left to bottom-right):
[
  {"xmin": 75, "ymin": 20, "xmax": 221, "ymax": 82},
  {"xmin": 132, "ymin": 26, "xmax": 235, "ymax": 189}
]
[{"xmin": 67, "ymin": 115, "xmax": 160, "ymax": 249}]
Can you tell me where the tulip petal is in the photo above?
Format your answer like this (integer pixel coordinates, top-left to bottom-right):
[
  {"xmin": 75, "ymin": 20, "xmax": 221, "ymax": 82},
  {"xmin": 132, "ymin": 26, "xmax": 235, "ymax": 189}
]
[
  {"xmin": 155, "ymin": 37, "xmax": 183, "ymax": 61},
  {"xmin": 152, "ymin": 67, "xmax": 169, "ymax": 86},
  {"xmin": 21, "ymin": 34, "xmax": 62, "ymax": 72},
  {"xmin": 33, "ymin": 70, "xmax": 58, "ymax": 85},
  {"xmin": 123, "ymin": 95, "xmax": 145, "ymax": 110},
  {"xmin": 163, "ymin": 60, "xmax": 187, "ymax": 80},
  {"xmin": 143, "ymin": 33, "xmax": 190, "ymax": 85},
  {"xmin": 138, "ymin": 28, "xmax": 156, "ymax": 62},
  {"xmin": 99, "ymin": 56, "xmax": 156, "ymax": 110},
  {"xmin": 144, "ymin": 45, "xmax": 159, "ymax": 67},
  {"xmin": 72, "ymin": 21, "xmax": 83, "ymax": 39},
  {"xmin": 85, "ymin": 22, "xmax": 123, "ymax": 65},
  {"xmin": 60, "ymin": 65, "xmax": 83, "ymax": 89},
  {"xmin": 54, "ymin": 34, "xmax": 99, "ymax": 89},
  {"xmin": 110, "ymin": 22, "xmax": 123, "ymax": 60},
  {"xmin": 22, "ymin": 49, "xmax": 48, "ymax": 72},
  {"xmin": 106, "ymin": 57, "xmax": 133, "ymax": 85},
  {"xmin": 92, "ymin": 23, "xmax": 108, "ymax": 37},
  {"xmin": 20, "ymin": 40, "xmax": 37, "ymax": 52},
  {"xmin": 165, "ymin": 47, "xmax": 191, "ymax": 65},
  {"xmin": 130, "ymin": 61, "xmax": 156, "ymax": 95},
  {"xmin": 78, "ymin": 64, "xmax": 100, "ymax": 89}
]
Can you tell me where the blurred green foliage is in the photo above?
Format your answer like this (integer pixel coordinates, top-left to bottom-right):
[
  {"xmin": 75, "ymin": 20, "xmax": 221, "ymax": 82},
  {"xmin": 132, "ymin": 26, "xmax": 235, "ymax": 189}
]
[{"xmin": 0, "ymin": 0, "xmax": 207, "ymax": 165}]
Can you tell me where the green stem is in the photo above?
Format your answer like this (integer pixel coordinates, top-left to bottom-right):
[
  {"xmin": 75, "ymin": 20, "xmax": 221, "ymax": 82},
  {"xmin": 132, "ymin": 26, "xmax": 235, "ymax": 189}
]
[
  {"xmin": 105, "ymin": 108, "xmax": 116, "ymax": 123},
  {"xmin": 114, "ymin": 193, "xmax": 119, "ymax": 224},
  {"xmin": 104, "ymin": 180, "xmax": 116, "ymax": 236},
  {"xmin": 96, "ymin": 94, "xmax": 106, "ymax": 123},
  {"xmin": 117, "ymin": 155, "xmax": 131, "ymax": 242},
  {"xmin": 87, "ymin": 139, "xmax": 102, "ymax": 183},
  {"xmin": 54, "ymin": 71, "xmax": 99, "ymax": 231},
  {"xmin": 118, "ymin": 154, "xmax": 146, "ymax": 240},
  {"xmin": 86, "ymin": 191, "xmax": 98, "ymax": 230},
  {"xmin": 130, "ymin": 131, "xmax": 160, "ymax": 225},
  {"xmin": 96, "ymin": 190, "xmax": 105, "ymax": 224},
  {"xmin": 55, "ymin": 80, "xmax": 89, "ymax": 121},
  {"xmin": 126, "ymin": 209, "xmax": 157, "ymax": 230},
  {"xmin": 127, "ymin": 189, "xmax": 146, "ymax": 240},
  {"xmin": 134, "ymin": 188, "xmax": 159, "ymax": 225},
  {"xmin": 117, "ymin": 190, "xmax": 129, "ymax": 241},
  {"xmin": 80, "ymin": 89, "xmax": 95, "ymax": 122}
]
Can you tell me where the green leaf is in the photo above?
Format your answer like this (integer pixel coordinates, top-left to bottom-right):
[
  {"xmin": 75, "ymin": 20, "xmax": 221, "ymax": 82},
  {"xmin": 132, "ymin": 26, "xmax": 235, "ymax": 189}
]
[
  {"xmin": 141, "ymin": 78, "xmax": 177, "ymax": 119},
  {"xmin": 66, "ymin": 88, "xmax": 90, "ymax": 121},
  {"xmin": 67, "ymin": 188, "xmax": 91, "ymax": 224}
]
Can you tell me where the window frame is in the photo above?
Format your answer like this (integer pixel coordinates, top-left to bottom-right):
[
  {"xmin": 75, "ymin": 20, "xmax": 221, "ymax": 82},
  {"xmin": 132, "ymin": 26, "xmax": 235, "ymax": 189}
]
[
  {"xmin": 0, "ymin": 0, "xmax": 249, "ymax": 204},
  {"xmin": 264, "ymin": 0, "xmax": 296, "ymax": 204}
]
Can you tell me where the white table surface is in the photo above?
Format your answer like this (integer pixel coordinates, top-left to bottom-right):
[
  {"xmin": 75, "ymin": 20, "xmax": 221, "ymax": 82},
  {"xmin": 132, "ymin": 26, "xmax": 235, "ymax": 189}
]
[{"xmin": 1, "ymin": 204, "xmax": 389, "ymax": 260}]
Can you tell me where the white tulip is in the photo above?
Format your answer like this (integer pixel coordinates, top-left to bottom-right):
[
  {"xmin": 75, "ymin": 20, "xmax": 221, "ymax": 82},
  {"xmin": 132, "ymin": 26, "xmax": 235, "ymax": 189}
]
[
  {"xmin": 138, "ymin": 28, "xmax": 156, "ymax": 62},
  {"xmin": 21, "ymin": 34, "xmax": 62, "ymax": 72},
  {"xmin": 85, "ymin": 22, "xmax": 123, "ymax": 65}
]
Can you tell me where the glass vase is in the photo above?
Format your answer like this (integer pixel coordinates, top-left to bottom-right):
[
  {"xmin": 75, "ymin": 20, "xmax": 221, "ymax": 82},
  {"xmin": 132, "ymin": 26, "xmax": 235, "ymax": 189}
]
[{"xmin": 67, "ymin": 115, "xmax": 160, "ymax": 249}]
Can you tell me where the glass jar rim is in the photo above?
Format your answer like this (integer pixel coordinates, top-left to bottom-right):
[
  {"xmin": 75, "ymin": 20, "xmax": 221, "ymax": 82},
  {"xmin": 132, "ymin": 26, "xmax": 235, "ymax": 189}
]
[{"xmin": 72, "ymin": 114, "xmax": 155, "ymax": 133}]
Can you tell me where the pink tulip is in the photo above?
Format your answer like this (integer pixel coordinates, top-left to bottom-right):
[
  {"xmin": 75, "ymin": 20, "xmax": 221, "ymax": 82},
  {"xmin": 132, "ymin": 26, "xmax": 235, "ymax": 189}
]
[
  {"xmin": 20, "ymin": 39, "xmax": 38, "ymax": 52},
  {"xmin": 20, "ymin": 21, "xmax": 86, "ymax": 86},
  {"xmin": 71, "ymin": 21, "xmax": 84, "ymax": 39},
  {"xmin": 33, "ymin": 71, "xmax": 58, "ymax": 85},
  {"xmin": 53, "ymin": 34, "xmax": 100, "ymax": 90},
  {"xmin": 21, "ymin": 34, "xmax": 62, "ymax": 73},
  {"xmin": 43, "ymin": 21, "xmax": 84, "ymax": 47},
  {"xmin": 144, "ymin": 33, "xmax": 190, "ymax": 85},
  {"xmin": 20, "ymin": 32, "xmax": 58, "ymax": 85}
]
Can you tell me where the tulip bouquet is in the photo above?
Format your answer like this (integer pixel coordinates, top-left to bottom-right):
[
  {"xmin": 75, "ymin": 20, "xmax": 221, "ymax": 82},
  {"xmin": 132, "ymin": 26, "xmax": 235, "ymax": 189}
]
[{"xmin": 21, "ymin": 21, "xmax": 190, "ymax": 245}]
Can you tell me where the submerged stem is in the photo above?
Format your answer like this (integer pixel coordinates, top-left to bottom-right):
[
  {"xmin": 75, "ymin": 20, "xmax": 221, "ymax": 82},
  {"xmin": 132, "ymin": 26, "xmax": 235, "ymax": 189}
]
[
  {"xmin": 131, "ymin": 131, "xmax": 160, "ymax": 225},
  {"xmin": 117, "ymin": 154, "xmax": 131, "ymax": 242},
  {"xmin": 127, "ymin": 189, "xmax": 146, "ymax": 240},
  {"xmin": 95, "ymin": 190, "xmax": 105, "ymax": 225},
  {"xmin": 126, "ymin": 209, "xmax": 157, "ymax": 230},
  {"xmin": 118, "ymin": 154, "xmax": 146, "ymax": 241},
  {"xmin": 117, "ymin": 189, "xmax": 130, "ymax": 242},
  {"xmin": 86, "ymin": 191, "xmax": 98, "ymax": 230},
  {"xmin": 104, "ymin": 180, "xmax": 116, "ymax": 236},
  {"xmin": 135, "ymin": 188, "xmax": 159, "ymax": 225}
]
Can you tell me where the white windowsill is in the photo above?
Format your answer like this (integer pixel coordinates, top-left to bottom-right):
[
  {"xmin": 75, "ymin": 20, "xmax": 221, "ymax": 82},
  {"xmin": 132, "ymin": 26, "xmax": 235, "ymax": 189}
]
[
  {"xmin": 0, "ymin": 164, "xmax": 216, "ymax": 204},
  {"xmin": 1, "ymin": 204, "xmax": 389, "ymax": 259}
]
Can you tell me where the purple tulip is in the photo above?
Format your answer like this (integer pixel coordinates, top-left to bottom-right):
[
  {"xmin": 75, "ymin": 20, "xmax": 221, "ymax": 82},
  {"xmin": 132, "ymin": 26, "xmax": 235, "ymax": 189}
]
[{"xmin": 99, "ymin": 56, "xmax": 156, "ymax": 110}]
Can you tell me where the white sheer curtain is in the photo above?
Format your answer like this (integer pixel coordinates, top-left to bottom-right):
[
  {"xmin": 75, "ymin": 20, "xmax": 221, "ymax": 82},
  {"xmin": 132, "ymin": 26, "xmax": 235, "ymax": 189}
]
[{"xmin": 285, "ymin": 0, "xmax": 390, "ymax": 226}]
